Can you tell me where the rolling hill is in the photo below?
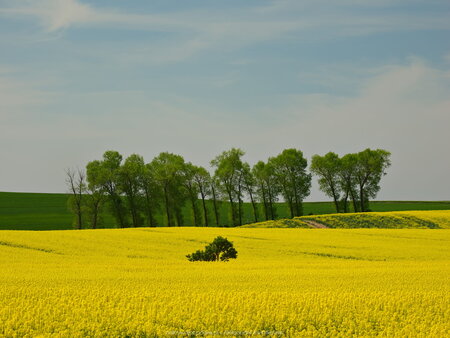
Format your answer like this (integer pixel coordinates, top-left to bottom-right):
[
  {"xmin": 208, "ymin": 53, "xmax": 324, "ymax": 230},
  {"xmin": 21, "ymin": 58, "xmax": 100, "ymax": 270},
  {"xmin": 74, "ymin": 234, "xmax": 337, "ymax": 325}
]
[{"xmin": 243, "ymin": 210, "xmax": 450, "ymax": 229}]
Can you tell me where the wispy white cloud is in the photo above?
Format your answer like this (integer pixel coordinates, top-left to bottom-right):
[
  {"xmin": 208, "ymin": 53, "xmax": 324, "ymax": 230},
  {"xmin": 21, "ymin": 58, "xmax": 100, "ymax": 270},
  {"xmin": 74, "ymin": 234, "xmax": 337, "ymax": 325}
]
[
  {"xmin": 1, "ymin": 57, "xmax": 449, "ymax": 199},
  {"xmin": 0, "ymin": 0, "xmax": 93, "ymax": 31},
  {"xmin": 1, "ymin": 0, "xmax": 450, "ymax": 43},
  {"xmin": 1, "ymin": 0, "xmax": 449, "ymax": 67},
  {"xmin": 265, "ymin": 58, "xmax": 450, "ymax": 200}
]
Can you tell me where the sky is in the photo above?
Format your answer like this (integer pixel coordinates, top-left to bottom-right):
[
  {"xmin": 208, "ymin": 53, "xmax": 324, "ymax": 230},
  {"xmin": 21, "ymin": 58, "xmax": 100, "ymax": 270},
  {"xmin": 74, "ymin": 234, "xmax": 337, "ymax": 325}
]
[{"xmin": 0, "ymin": 0, "xmax": 449, "ymax": 201}]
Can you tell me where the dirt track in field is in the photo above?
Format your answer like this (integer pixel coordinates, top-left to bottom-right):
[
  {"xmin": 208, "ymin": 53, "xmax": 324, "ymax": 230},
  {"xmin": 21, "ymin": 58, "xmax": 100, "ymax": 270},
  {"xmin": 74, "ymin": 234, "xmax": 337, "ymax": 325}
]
[{"xmin": 303, "ymin": 220, "xmax": 328, "ymax": 228}]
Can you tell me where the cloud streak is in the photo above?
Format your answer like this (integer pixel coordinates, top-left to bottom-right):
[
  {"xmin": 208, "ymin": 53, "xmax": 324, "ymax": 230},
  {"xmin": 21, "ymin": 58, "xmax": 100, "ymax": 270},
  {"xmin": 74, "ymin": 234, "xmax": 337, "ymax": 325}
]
[
  {"xmin": 2, "ymin": 1, "xmax": 450, "ymax": 43},
  {"xmin": 1, "ymin": 0, "xmax": 449, "ymax": 67},
  {"xmin": 1, "ymin": 57, "xmax": 449, "ymax": 200}
]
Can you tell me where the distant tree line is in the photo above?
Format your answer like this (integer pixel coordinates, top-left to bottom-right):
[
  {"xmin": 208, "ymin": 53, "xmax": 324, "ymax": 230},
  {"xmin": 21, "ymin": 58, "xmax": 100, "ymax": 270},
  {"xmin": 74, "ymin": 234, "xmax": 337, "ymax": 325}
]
[
  {"xmin": 310, "ymin": 149, "xmax": 391, "ymax": 213},
  {"xmin": 66, "ymin": 148, "xmax": 390, "ymax": 229}
]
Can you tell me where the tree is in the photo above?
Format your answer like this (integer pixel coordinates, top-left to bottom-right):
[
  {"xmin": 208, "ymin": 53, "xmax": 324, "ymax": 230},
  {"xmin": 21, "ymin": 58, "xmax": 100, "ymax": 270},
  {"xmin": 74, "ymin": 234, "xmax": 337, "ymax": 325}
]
[
  {"xmin": 85, "ymin": 160, "xmax": 106, "ymax": 228},
  {"xmin": 310, "ymin": 152, "xmax": 342, "ymax": 213},
  {"xmin": 66, "ymin": 168, "xmax": 85, "ymax": 229},
  {"xmin": 119, "ymin": 154, "xmax": 145, "ymax": 227},
  {"xmin": 141, "ymin": 163, "xmax": 161, "ymax": 227},
  {"xmin": 151, "ymin": 152, "xmax": 186, "ymax": 226},
  {"xmin": 211, "ymin": 148, "xmax": 245, "ymax": 226},
  {"xmin": 242, "ymin": 163, "xmax": 258, "ymax": 223},
  {"xmin": 193, "ymin": 166, "xmax": 212, "ymax": 226},
  {"xmin": 253, "ymin": 161, "xmax": 269, "ymax": 220},
  {"xmin": 252, "ymin": 161, "xmax": 279, "ymax": 220},
  {"xmin": 270, "ymin": 149, "xmax": 311, "ymax": 218},
  {"xmin": 354, "ymin": 149, "xmax": 391, "ymax": 212},
  {"xmin": 338, "ymin": 153, "xmax": 359, "ymax": 213},
  {"xmin": 182, "ymin": 162, "xmax": 201, "ymax": 226},
  {"xmin": 186, "ymin": 236, "xmax": 237, "ymax": 262},
  {"xmin": 210, "ymin": 177, "xmax": 222, "ymax": 226},
  {"xmin": 86, "ymin": 151, "xmax": 127, "ymax": 228},
  {"xmin": 85, "ymin": 189, "xmax": 105, "ymax": 229}
]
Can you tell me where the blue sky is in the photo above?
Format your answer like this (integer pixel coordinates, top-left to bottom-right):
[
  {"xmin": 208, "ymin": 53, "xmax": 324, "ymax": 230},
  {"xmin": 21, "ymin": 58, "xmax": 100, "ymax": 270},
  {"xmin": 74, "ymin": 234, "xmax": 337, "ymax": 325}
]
[{"xmin": 0, "ymin": 0, "xmax": 449, "ymax": 200}]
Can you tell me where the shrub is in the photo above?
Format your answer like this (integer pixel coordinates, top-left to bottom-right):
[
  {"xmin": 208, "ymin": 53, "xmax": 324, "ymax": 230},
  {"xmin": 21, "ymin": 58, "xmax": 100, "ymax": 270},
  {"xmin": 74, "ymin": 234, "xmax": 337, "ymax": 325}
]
[{"xmin": 187, "ymin": 236, "xmax": 237, "ymax": 262}]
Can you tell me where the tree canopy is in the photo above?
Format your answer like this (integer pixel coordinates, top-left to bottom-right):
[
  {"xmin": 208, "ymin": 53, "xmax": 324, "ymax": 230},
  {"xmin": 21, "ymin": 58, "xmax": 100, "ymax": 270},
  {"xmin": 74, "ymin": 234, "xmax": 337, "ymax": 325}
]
[
  {"xmin": 186, "ymin": 236, "xmax": 238, "ymax": 262},
  {"xmin": 67, "ymin": 147, "xmax": 392, "ymax": 229}
]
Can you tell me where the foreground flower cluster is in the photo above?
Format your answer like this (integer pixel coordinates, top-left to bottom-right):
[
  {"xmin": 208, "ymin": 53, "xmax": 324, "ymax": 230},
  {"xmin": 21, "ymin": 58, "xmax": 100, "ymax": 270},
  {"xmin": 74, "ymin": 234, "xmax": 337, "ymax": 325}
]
[{"xmin": 0, "ymin": 227, "xmax": 449, "ymax": 336}]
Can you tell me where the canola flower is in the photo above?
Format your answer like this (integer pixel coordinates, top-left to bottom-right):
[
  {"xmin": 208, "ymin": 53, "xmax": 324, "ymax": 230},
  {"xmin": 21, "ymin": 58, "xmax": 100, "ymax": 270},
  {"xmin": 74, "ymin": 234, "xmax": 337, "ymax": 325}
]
[{"xmin": 0, "ymin": 227, "xmax": 449, "ymax": 337}]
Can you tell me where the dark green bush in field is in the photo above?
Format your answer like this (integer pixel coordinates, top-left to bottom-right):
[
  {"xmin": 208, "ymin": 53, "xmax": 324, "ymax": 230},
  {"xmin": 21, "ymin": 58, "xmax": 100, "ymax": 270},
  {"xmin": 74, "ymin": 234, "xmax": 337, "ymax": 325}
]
[{"xmin": 187, "ymin": 236, "xmax": 237, "ymax": 262}]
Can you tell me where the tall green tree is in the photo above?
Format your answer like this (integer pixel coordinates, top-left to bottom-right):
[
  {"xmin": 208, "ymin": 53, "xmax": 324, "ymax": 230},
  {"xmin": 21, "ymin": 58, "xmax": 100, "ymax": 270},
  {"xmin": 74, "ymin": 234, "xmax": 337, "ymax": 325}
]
[
  {"xmin": 151, "ymin": 152, "xmax": 186, "ymax": 226},
  {"xmin": 252, "ymin": 161, "xmax": 278, "ymax": 220},
  {"xmin": 182, "ymin": 162, "xmax": 201, "ymax": 227},
  {"xmin": 66, "ymin": 168, "xmax": 86, "ymax": 229},
  {"xmin": 253, "ymin": 161, "xmax": 269, "ymax": 220},
  {"xmin": 86, "ymin": 151, "xmax": 127, "ymax": 228},
  {"xmin": 193, "ymin": 166, "xmax": 212, "ymax": 226},
  {"xmin": 242, "ymin": 163, "xmax": 258, "ymax": 223},
  {"xmin": 354, "ymin": 149, "xmax": 391, "ymax": 212},
  {"xmin": 211, "ymin": 148, "xmax": 245, "ymax": 226},
  {"xmin": 270, "ymin": 149, "xmax": 311, "ymax": 218},
  {"xmin": 338, "ymin": 153, "xmax": 359, "ymax": 213},
  {"xmin": 85, "ymin": 189, "xmax": 105, "ymax": 229},
  {"xmin": 141, "ymin": 163, "xmax": 161, "ymax": 227},
  {"xmin": 119, "ymin": 154, "xmax": 145, "ymax": 227},
  {"xmin": 210, "ymin": 177, "xmax": 221, "ymax": 226},
  {"xmin": 85, "ymin": 160, "xmax": 106, "ymax": 228},
  {"xmin": 310, "ymin": 152, "xmax": 342, "ymax": 213}
]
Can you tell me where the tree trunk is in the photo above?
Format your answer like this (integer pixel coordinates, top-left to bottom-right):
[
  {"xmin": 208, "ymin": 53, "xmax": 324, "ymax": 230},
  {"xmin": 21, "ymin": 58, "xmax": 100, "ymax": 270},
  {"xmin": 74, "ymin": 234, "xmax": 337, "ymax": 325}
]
[
  {"xmin": 164, "ymin": 185, "xmax": 172, "ymax": 226},
  {"xmin": 113, "ymin": 196, "xmax": 125, "ymax": 228},
  {"xmin": 237, "ymin": 183, "xmax": 243, "ymax": 226},
  {"xmin": 333, "ymin": 198, "xmax": 340, "ymax": 213},
  {"xmin": 175, "ymin": 208, "xmax": 183, "ymax": 227},
  {"xmin": 92, "ymin": 197, "xmax": 100, "ymax": 229},
  {"xmin": 332, "ymin": 192, "xmax": 340, "ymax": 213},
  {"xmin": 267, "ymin": 186, "xmax": 275, "ymax": 220},
  {"xmin": 291, "ymin": 177, "xmax": 300, "ymax": 217},
  {"xmin": 144, "ymin": 190, "xmax": 155, "ymax": 227},
  {"xmin": 200, "ymin": 191, "xmax": 208, "ymax": 227},
  {"xmin": 248, "ymin": 190, "xmax": 258, "ymax": 223},
  {"xmin": 288, "ymin": 199, "xmax": 294, "ymax": 218},
  {"xmin": 147, "ymin": 204, "xmax": 154, "ymax": 227},
  {"xmin": 293, "ymin": 193, "xmax": 300, "ymax": 217},
  {"xmin": 211, "ymin": 185, "xmax": 220, "ymax": 226},
  {"xmin": 128, "ymin": 195, "xmax": 138, "ymax": 227},
  {"xmin": 261, "ymin": 184, "xmax": 269, "ymax": 221},
  {"xmin": 77, "ymin": 209, "xmax": 82, "ymax": 230},
  {"xmin": 190, "ymin": 195, "xmax": 199, "ymax": 226},
  {"xmin": 227, "ymin": 188, "xmax": 236, "ymax": 226},
  {"xmin": 298, "ymin": 201, "xmax": 303, "ymax": 217},
  {"xmin": 349, "ymin": 188, "xmax": 359, "ymax": 212},
  {"xmin": 359, "ymin": 185, "xmax": 365, "ymax": 212},
  {"xmin": 341, "ymin": 189, "xmax": 349, "ymax": 213}
]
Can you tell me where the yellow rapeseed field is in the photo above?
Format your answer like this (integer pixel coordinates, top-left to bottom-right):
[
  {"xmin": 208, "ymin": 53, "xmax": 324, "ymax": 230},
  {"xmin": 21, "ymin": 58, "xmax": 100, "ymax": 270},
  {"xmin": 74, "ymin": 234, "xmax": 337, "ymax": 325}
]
[{"xmin": 0, "ymin": 227, "xmax": 449, "ymax": 337}]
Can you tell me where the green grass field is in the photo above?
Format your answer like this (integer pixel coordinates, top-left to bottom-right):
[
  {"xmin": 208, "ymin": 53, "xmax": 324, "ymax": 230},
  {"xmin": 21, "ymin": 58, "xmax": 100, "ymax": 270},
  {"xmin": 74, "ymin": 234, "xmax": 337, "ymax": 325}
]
[{"xmin": 1, "ymin": 191, "xmax": 450, "ymax": 230}]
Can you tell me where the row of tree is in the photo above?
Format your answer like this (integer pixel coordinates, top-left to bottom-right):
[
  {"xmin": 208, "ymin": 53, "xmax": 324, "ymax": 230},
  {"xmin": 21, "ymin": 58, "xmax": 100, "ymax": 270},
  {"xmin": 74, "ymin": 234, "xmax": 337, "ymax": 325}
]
[
  {"xmin": 67, "ymin": 148, "xmax": 390, "ymax": 229},
  {"xmin": 310, "ymin": 149, "xmax": 391, "ymax": 213}
]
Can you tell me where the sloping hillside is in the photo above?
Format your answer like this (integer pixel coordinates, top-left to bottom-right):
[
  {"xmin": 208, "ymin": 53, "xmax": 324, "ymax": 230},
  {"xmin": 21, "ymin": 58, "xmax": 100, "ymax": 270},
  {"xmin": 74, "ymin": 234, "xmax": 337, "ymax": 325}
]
[{"xmin": 243, "ymin": 210, "xmax": 450, "ymax": 229}]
